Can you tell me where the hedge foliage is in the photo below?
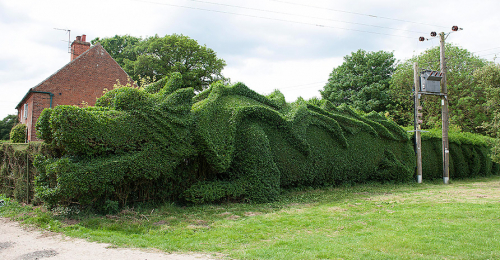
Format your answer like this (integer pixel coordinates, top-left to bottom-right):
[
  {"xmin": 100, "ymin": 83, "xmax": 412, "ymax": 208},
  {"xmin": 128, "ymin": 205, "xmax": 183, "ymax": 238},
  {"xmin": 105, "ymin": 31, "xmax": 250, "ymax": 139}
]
[{"xmin": 14, "ymin": 73, "xmax": 498, "ymax": 209}]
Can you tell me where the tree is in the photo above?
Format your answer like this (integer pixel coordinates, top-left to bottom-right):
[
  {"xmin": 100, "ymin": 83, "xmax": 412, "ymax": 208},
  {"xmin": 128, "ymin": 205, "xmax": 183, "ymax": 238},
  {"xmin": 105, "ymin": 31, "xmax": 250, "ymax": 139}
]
[
  {"xmin": 93, "ymin": 34, "xmax": 227, "ymax": 91},
  {"xmin": 0, "ymin": 114, "xmax": 18, "ymax": 140},
  {"xmin": 389, "ymin": 44, "xmax": 490, "ymax": 130},
  {"xmin": 320, "ymin": 49, "xmax": 396, "ymax": 113},
  {"xmin": 91, "ymin": 35, "xmax": 141, "ymax": 70}
]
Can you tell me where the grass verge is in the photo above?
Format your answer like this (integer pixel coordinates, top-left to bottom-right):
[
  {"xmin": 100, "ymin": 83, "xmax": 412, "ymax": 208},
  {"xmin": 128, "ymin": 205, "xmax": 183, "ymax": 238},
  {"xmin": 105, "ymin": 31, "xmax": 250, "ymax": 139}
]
[{"xmin": 2, "ymin": 176, "xmax": 500, "ymax": 259}]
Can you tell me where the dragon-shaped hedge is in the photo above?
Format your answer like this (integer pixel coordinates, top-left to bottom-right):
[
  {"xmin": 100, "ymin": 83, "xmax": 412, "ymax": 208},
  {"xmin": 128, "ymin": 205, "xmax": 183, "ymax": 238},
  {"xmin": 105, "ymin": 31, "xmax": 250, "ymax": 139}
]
[{"xmin": 35, "ymin": 73, "xmax": 495, "ymax": 208}]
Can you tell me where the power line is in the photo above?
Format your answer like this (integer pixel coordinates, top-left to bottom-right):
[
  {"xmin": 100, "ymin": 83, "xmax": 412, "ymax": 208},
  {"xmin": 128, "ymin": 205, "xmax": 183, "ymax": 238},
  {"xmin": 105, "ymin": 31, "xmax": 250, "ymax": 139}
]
[
  {"xmin": 473, "ymin": 47, "xmax": 500, "ymax": 54},
  {"xmin": 478, "ymin": 52, "xmax": 500, "ymax": 57},
  {"xmin": 130, "ymin": 0, "xmax": 416, "ymax": 39},
  {"xmin": 268, "ymin": 0, "xmax": 448, "ymax": 29},
  {"xmin": 176, "ymin": 0, "xmax": 427, "ymax": 34}
]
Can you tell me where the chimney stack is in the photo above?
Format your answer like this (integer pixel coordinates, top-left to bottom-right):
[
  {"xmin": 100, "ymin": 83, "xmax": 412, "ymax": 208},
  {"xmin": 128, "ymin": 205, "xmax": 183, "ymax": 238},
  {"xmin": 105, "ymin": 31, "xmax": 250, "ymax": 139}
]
[{"xmin": 71, "ymin": 34, "xmax": 91, "ymax": 61}]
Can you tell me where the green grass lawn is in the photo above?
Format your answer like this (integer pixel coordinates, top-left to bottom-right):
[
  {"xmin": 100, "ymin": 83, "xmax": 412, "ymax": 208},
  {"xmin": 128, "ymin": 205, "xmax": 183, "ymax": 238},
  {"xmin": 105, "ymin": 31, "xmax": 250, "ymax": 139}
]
[{"xmin": 2, "ymin": 176, "xmax": 500, "ymax": 259}]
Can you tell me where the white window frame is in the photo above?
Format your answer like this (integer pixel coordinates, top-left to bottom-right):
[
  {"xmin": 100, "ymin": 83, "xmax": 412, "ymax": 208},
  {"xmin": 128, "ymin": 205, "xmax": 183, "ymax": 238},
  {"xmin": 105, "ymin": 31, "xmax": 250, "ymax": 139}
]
[{"xmin": 24, "ymin": 104, "xmax": 28, "ymax": 119}]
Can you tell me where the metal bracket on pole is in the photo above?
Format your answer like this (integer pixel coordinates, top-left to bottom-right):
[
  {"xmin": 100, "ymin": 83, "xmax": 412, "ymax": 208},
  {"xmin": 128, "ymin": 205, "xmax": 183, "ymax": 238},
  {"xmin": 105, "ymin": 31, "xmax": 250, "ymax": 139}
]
[
  {"xmin": 406, "ymin": 130, "xmax": 430, "ymax": 133},
  {"xmin": 420, "ymin": 92, "xmax": 447, "ymax": 96}
]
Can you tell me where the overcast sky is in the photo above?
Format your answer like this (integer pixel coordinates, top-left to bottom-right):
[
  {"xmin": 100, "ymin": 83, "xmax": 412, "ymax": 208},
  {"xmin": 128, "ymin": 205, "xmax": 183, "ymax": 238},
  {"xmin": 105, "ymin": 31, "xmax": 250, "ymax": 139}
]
[{"xmin": 1, "ymin": 0, "xmax": 499, "ymax": 119}]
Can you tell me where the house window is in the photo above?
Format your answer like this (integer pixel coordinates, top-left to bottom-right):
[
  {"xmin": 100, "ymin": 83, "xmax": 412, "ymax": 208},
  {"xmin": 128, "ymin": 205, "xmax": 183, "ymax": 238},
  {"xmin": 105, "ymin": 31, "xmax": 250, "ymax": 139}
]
[{"xmin": 24, "ymin": 104, "xmax": 28, "ymax": 119}]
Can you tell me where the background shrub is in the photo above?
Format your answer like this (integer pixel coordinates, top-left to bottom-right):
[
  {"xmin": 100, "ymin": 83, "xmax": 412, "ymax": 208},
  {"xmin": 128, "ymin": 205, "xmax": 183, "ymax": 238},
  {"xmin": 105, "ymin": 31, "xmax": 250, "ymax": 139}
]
[{"xmin": 10, "ymin": 124, "xmax": 26, "ymax": 143}]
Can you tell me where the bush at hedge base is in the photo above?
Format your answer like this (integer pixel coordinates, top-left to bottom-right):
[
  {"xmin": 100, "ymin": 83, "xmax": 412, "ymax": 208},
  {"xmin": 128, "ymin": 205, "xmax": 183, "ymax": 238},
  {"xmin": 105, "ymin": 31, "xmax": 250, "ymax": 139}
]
[{"xmin": 10, "ymin": 124, "xmax": 26, "ymax": 143}]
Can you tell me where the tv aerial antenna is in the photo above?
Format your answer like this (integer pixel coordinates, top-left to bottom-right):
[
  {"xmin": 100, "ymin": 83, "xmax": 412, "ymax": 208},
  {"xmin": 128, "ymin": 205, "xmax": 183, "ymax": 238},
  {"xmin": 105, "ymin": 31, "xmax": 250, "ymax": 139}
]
[{"xmin": 54, "ymin": 28, "xmax": 71, "ymax": 54}]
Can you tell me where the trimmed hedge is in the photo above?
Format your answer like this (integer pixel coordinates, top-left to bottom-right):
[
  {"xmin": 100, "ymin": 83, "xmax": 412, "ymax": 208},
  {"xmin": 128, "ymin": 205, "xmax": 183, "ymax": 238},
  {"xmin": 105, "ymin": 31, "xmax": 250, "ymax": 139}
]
[{"xmin": 8, "ymin": 74, "xmax": 496, "ymax": 208}]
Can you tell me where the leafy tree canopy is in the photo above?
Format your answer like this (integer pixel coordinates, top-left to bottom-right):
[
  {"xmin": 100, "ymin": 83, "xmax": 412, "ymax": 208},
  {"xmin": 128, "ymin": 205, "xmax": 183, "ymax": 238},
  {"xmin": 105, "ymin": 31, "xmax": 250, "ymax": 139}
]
[
  {"xmin": 320, "ymin": 49, "xmax": 396, "ymax": 113},
  {"xmin": 0, "ymin": 115, "xmax": 18, "ymax": 140},
  {"xmin": 93, "ymin": 34, "xmax": 227, "ymax": 91},
  {"xmin": 91, "ymin": 35, "xmax": 141, "ymax": 69},
  {"xmin": 389, "ymin": 43, "xmax": 491, "ymax": 131}
]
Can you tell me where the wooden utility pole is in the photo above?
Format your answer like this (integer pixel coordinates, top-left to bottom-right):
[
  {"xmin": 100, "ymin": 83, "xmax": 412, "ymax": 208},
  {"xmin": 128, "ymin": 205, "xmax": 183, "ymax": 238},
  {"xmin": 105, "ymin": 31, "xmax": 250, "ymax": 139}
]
[
  {"xmin": 414, "ymin": 62, "xmax": 422, "ymax": 183},
  {"xmin": 440, "ymin": 32, "xmax": 450, "ymax": 184},
  {"xmin": 419, "ymin": 26, "xmax": 460, "ymax": 184}
]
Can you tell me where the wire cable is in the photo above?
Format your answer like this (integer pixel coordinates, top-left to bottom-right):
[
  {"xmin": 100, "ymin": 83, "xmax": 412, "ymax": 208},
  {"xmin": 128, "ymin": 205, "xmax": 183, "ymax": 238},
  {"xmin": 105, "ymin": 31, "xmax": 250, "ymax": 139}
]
[
  {"xmin": 130, "ymin": 0, "xmax": 416, "ymax": 39},
  {"xmin": 268, "ymin": 0, "xmax": 449, "ymax": 29},
  {"xmin": 473, "ymin": 47, "xmax": 500, "ymax": 54},
  {"xmin": 174, "ymin": 0, "xmax": 427, "ymax": 34},
  {"xmin": 478, "ymin": 52, "xmax": 500, "ymax": 57}
]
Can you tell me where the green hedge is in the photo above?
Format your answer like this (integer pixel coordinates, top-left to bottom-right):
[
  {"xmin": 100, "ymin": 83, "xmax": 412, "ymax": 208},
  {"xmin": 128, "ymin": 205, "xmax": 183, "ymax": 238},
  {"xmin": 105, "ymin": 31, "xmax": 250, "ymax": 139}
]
[{"xmin": 15, "ymin": 74, "xmax": 498, "ymax": 209}]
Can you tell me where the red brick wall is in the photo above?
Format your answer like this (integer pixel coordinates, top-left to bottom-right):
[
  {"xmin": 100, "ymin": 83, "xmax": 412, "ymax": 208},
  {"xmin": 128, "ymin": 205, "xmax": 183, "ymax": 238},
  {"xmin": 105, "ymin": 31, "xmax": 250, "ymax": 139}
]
[{"xmin": 20, "ymin": 44, "xmax": 131, "ymax": 141}]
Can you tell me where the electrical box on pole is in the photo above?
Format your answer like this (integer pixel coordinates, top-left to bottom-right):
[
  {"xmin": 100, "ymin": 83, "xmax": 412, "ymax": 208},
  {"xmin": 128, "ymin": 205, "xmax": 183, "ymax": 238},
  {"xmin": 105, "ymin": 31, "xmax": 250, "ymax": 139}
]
[{"xmin": 420, "ymin": 70, "xmax": 443, "ymax": 94}]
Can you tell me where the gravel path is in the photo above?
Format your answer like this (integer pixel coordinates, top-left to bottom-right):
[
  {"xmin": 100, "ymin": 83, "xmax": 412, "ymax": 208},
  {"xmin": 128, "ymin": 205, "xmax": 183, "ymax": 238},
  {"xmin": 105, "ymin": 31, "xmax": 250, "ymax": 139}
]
[{"xmin": 0, "ymin": 218, "xmax": 216, "ymax": 260}]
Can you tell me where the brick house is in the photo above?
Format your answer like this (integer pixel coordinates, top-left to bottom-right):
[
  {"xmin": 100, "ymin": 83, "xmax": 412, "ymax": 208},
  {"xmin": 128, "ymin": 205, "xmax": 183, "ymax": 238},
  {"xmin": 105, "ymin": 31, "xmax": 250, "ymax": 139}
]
[{"xmin": 16, "ymin": 35, "xmax": 131, "ymax": 142}]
